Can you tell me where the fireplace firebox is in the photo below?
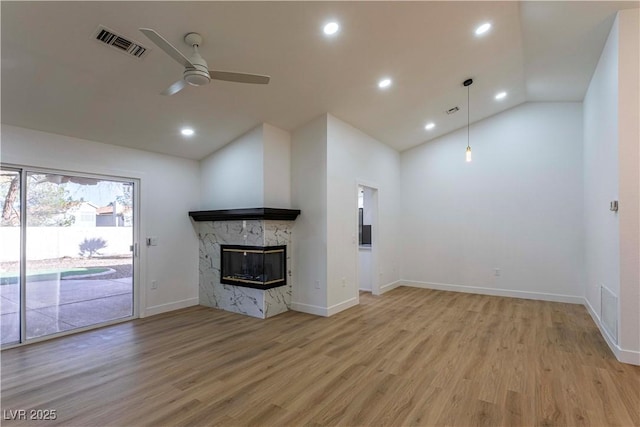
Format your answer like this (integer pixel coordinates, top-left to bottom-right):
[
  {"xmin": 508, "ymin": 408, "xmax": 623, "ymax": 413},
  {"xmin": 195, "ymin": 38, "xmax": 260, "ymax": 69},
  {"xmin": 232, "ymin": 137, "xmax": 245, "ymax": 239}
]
[{"xmin": 220, "ymin": 245, "xmax": 286, "ymax": 289}]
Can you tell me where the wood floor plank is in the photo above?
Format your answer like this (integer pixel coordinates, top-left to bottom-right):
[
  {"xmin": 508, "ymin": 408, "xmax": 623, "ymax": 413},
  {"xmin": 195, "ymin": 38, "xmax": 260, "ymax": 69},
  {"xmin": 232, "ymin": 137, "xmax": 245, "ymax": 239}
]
[{"xmin": 1, "ymin": 287, "xmax": 639, "ymax": 427}]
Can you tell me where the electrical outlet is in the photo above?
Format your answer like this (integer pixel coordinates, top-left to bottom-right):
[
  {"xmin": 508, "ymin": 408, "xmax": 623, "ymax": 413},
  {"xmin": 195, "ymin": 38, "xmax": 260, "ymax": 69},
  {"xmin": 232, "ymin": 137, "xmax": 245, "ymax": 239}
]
[
  {"xmin": 151, "ymin": 280, "xmax": 158, "ymax": 290},
  {"xmin": 494, "ymin": 268, "xmax": 501, "ymax": 277},
  {"xmin": 341, "ymin": 277, "xmax": 346, "ymax": 287},
  {"xmin": 314, "ymin": 280, "xmax": 320, "ymax": 289}
]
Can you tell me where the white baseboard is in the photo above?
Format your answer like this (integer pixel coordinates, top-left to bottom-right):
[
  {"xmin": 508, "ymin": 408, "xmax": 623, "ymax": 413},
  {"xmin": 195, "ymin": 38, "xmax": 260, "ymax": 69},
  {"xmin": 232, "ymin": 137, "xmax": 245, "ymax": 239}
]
[
  {"xmin": 291, "ymin": 297, "xmax": 358, "ymax": 317},
  {"xmin": 290, "ymin": 301, "xmax": 328, "ymax": 316},
  {"xmin": 143, "ymin": 297, "xmax": 199, "ymax": 317},
  {"xmin": 327, "ymin": 297, "xmax": 358, "ymax": 316},
  {"xmin": 401, "ymin": 280, "xmax": 584, "ymax": 304},
  {"xmin": 584, "ymin": 297, "xmax": 640, "ymax": 365},
  {"xmin": 617, "ymin": 345, "xmax": 640, "ymax": 365},
  {"xmin": 379, "ymin": 280, "xmax": 401, "ymax": 294}
]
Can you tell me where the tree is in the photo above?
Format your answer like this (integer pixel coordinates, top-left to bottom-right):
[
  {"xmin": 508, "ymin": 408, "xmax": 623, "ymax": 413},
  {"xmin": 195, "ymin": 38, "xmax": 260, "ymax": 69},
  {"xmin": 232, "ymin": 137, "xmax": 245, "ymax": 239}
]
[
  {"xmin": 114, "ymin": 183, "xmax": 133, "ymax": 208},
  {"xmin": 0, "ymin": 173, "xmax": 77, "ymax": 227},
  {"xmin": 1, "ymin": 173, "xmax": 19, "ymax": 226},
  {"xmin": 114, "ymin": 182, "xmax": 133, "ymax": 226},
  {"xmin": 26, "ymin": 175, "xmax": 76, "ymax": 226}
]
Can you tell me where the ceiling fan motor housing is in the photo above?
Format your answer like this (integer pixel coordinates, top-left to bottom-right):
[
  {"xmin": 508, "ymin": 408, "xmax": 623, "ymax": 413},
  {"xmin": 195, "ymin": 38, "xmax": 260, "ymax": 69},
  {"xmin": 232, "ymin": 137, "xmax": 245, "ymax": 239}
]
[{"xmin": 184, "ymin": 48, "xmax": 210, "ymax": 87}]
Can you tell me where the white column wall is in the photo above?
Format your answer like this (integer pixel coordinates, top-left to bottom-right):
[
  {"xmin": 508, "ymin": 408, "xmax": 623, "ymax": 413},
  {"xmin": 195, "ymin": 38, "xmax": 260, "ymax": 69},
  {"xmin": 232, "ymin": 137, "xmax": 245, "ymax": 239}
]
[
  {"xmin": 616, "ymin": 9, "xmax": 640, "ymax": 358},
  {"xmin": 583, "ymin": 14, "xmax": 621, "ymax": 333},
  {"xmin": 583, "ymin": 10, "xmax": 640, "ymax": 364},
  {"xmin": 327, "ymin": 114, "xmax": 401, "ymax": 307},
  {"xmin": 290, "ymin": 115, "xmax": 329, "ymax": 312}
]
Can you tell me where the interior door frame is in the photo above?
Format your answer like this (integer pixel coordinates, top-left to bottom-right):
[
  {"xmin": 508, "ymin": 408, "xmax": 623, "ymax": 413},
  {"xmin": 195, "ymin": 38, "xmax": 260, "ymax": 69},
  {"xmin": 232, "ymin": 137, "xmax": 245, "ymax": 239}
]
[{"xmin": 0, "ymin": 163, "xmax": 141, "ymax": 348}]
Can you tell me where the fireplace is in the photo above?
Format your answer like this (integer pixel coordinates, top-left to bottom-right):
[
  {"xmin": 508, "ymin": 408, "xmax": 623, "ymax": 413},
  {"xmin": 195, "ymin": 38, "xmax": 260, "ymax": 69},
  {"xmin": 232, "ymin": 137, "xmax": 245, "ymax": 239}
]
[
  {"xmin": 192, "ymin": 209, "xmax": 299, "ymax": 318},
  {"xmin": 220, "ymin": 245, "xmax": 286, "ymax": 289}
]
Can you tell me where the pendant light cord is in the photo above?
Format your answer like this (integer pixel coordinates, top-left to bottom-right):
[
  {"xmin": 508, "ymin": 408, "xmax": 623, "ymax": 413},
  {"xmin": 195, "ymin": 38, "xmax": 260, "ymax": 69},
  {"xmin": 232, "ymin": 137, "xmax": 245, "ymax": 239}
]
[{"xmin": 467, "ymin": 85, "xmax": 470, "ymax": 150}]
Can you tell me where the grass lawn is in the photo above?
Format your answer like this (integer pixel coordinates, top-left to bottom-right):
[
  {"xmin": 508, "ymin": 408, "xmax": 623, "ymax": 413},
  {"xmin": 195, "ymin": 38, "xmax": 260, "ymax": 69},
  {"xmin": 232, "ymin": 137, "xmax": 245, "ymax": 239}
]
[{"xmin": 0, "ymin": 267, "xmax": 110, "ymax": 285}]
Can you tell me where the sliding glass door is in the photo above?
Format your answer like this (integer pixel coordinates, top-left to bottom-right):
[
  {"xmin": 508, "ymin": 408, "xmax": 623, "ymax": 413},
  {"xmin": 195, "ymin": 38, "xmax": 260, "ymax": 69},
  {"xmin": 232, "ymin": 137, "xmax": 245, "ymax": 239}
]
[
  {"xmin": 0, "ymin": 168, "xmax": 22, "ymax": 345},
  {"xmin": 0, "ymin": 166, "xmax": 137, "ymax": 346}
]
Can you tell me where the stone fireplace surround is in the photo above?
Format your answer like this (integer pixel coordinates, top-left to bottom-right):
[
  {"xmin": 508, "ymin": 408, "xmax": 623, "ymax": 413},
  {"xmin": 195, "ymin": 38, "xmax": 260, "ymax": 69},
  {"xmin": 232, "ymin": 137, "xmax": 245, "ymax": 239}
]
[{"xmin": 189, "ymin": 208, "xmax": 300, "ymax": 319}]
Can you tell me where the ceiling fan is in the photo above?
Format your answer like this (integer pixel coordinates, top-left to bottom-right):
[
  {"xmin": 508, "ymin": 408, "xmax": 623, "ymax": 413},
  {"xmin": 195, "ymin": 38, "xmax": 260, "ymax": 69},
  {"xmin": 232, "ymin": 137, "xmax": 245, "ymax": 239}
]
[{"xmin": 139, "ymin": 28, "xmax": 270, "ymax": 96}]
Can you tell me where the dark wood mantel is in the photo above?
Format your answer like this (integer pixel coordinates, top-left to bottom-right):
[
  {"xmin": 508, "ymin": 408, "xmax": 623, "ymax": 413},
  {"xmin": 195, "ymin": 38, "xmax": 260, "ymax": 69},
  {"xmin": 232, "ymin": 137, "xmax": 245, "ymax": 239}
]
[{"xmin": 188, "ymin": 208, "xmax": 301, "ymax": 222}]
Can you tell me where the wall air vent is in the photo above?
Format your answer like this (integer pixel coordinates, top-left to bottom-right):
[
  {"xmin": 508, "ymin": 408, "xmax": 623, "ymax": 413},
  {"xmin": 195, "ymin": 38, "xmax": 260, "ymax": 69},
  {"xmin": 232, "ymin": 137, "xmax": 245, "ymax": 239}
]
[
  {"xmin": 93, "ymin": 25, "xmax": 148, "ymax": 58},
  {"xmin": 601, "ymin": 285, "xmax": 618, "ymax": 343},
  {"xmin": 446, "ymin": 106, "xmax": 460, "ymax": 115}
]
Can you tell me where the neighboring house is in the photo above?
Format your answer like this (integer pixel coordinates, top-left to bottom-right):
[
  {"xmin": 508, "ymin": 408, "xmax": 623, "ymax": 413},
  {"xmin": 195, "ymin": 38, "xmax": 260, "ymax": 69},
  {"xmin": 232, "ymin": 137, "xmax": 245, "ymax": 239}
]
[
  {"xmin": 96, "ymin": 202, "xmax": 132, "ymax": 227},
  {"xmin": 68, "ymin": 201, "xmax": 97, "ymax": 227}
]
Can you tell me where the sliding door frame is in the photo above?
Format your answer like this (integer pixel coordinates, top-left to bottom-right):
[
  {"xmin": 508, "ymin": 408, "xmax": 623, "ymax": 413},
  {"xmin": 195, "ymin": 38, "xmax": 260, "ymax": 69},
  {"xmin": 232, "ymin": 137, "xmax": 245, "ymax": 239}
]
[{"xmin": 0, "ymin": 163, "xmax": 141, "ymax": 348}]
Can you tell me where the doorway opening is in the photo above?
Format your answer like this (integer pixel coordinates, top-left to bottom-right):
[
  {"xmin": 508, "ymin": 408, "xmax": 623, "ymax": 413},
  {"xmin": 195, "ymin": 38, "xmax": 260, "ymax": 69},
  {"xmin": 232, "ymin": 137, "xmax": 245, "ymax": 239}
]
[
  {"xmin": 0, "ymin": 166, "xmax": 138, "ymax": 347},
  {"xmin": 357, "ymin": 184, "xmax": 379, "ymax": 295}
]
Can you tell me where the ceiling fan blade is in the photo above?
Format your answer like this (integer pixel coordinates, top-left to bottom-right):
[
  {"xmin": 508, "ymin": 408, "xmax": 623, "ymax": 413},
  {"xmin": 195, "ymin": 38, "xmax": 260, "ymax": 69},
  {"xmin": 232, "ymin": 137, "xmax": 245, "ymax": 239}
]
[
  {"xmin": 139, "ymin": 28, "xmax": 194, "ymax": 69},
  {"xmin": 161, "ymin": 80, "xmax": 187, "ymax": 96},
  {"xmin": 209, "ymin": 70, "xmax": 270, "ymax": 84}
]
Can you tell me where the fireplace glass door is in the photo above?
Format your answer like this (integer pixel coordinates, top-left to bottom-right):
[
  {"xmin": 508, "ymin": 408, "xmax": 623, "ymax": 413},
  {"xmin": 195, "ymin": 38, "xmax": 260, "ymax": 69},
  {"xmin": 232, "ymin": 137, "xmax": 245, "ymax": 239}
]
[{"xmin": 220, "ymin": 245, "xmax": 285, "ymax": 289}]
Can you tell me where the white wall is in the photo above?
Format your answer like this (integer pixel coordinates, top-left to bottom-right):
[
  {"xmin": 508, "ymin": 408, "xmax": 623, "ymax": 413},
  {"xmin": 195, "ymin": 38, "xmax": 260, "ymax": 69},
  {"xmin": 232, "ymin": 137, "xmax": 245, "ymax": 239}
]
[
  {"xmin": 290, "ymin": 115, "xmax": 328, "ymax": 311},
  {"xmin": 290, "ymin": 114, "xmax": 400, "ymax": 314},
  {"xmin": 200, "ymin": 125, "xmax": 264, "ymax": 209},
  {"xmin": 0, "ymin": 124, "xmax": 201, "ymax": 316},
  {"xmin": 200, "ymin": 123, "xmax": 291, "ymax": 209},
  {"xmin": 585, "ymin": 10, "xmax": 640, "ymax": 363},
  {"xmin": 616, "ymin": 9, "xmax": 640, "ymax": 359},
  {"xmin": 263, "ymin": 123, "xmax": 291, "ymax": 208},
  {"xmin": 583, "ymin": 16, "xmax": 620, "ymax": 328},
  {"xmin": 327, "ymin": 114, "xmax": 401, "ymax": 307},
  {"xmin": 401, "ymin": 102, "xmax": 584, "ymax": 301}
]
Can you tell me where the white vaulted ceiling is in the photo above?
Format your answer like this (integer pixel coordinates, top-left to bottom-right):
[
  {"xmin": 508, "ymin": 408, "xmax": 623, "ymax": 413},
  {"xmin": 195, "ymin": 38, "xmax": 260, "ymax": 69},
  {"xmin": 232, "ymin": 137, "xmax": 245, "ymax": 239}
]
[{"xmin": 1, "ymin": 1, "xmax": 637, "ymax": 159}]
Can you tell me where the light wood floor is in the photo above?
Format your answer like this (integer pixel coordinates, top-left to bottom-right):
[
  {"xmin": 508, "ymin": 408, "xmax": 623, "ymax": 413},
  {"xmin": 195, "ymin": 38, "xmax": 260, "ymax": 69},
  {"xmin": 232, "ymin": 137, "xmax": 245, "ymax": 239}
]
[{"xmin": 2, "ymin": 287, "xmax": 639, "ymax": 427}]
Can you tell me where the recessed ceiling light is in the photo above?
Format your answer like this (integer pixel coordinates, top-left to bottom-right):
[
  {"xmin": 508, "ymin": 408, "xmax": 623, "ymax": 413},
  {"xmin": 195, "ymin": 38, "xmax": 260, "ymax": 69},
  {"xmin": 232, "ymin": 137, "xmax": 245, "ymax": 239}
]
[
  {"xmin": 323, "ymin": 22, "xmax": 340, "ymax": 36},
  {"xmin": 378, "ymin": 78, "xmax": 392, "ymax": 89},
  {"xmin": 475, "ymin": 22, "xmax": 492, "ymax": 36},
  {"xmin": 181, "ymin": 128, "xmax": 195, "ymax": 136},
  {"xmin": 425, "ymin": 122, "xmax": 435, "ymax": 130},
  {"xmin": 495, "ymin": 91, "xmax": 507, "ymax": 100}
]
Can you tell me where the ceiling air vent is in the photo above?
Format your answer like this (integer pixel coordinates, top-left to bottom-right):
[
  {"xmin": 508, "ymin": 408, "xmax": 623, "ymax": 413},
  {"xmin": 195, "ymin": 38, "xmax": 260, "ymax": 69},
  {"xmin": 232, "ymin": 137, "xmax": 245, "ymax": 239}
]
[
  {"xmin": 93, "ymin": 25, "xmax": 148, "ymax": 58},
  {"xmin": 446, "ymin": 106, "xmax": 460, "ymax": 115}
]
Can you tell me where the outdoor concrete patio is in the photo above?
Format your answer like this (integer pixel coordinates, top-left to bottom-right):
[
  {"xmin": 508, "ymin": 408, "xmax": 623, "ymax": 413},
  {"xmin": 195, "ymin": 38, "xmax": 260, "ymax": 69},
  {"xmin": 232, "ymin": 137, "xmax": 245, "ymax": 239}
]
[{"xmin": 0, "ymin": 277, "xmax": 132, "ymax": 344}]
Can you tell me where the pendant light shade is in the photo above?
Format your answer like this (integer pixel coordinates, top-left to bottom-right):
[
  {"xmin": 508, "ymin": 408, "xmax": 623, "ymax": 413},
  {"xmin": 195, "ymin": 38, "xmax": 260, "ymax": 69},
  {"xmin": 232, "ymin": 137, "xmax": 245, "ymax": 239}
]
[{"xmin": 463, "ymin": 78, "xmax": 473, "ymax": 162}]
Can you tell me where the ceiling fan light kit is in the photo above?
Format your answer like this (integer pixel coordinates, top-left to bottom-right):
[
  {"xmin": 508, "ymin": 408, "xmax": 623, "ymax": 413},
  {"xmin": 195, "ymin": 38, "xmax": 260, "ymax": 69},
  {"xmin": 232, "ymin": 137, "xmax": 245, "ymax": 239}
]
[
  {"xmin": 183, "ymin": 33, "xmax": 210, "ymax": 87},
  {"xmin": 139, "ymin": 28, "xmax": 270, "ymax": 96}
]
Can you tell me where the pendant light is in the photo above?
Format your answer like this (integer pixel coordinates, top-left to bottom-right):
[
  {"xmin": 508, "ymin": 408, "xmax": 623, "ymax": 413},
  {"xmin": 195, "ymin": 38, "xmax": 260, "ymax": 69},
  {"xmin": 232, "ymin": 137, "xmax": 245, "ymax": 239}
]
[{"xmin": 463, "ymin": 78, "xmax": 473, "ymax": 162}]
